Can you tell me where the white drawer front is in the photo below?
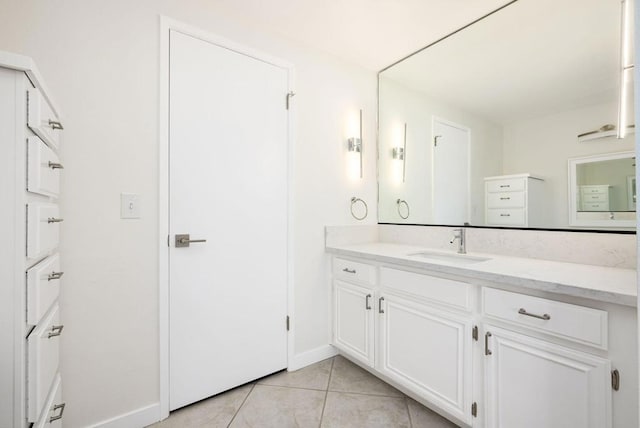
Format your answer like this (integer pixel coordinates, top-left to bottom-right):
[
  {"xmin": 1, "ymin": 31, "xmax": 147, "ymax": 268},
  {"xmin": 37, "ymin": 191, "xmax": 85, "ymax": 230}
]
[
  {"xmin": 27, "ymin": 254, "xmax": 62, "ymax": 326},
  {"xmin": 580, "ymin": 185, "xmax": 609, "ymax": 194},
  {"xmin": 487, "ymin": 191, "xmax": 525, "ymax": 208},
  {"xmin": 33, "ymin": 374, "xmax": 64, "ymax": 428},
  {"xmin": 28, "ymin": 304, "xmax": 62, "ymax": 422},
  {"xmin": 486, "ymin": 177, "xmax": 526, "ymax": 193},
  {"xmin": 581, "ymin": 202, "xmax": 610, "ymax": 211},
  {"xmin": 486, "ymin": 208, "xmax": 526, "ymax": 226},
  {"xmin": 582, "ymin": 193, "xmax": 609, "ymax": 203},
  {"xmin": 28, "ymin": 137, "xmax": 61, "ymax": 198},
  {"xmin": 482, "ymin": 287, "xmax": 608, "ymax": 349},
  {"xmin": 27, "ymin": 87, "xmax": 62, "ymax": 151},
  {"xmin": 380, "ymin": 267, "xmax": 472, "ymax": 311},
  {"xmin": 333, "ymin": 258, "xmax": 376, "ymax": 286},
  {"xmin": 27, "ymin": 203, "xmax": 61, "ymax": 260}
]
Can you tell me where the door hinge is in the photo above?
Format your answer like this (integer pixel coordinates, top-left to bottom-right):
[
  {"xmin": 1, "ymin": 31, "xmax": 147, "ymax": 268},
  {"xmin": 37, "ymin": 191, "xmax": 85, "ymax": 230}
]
[
  {"xmin": 286, "ymin": 91, "xmax": 296, "ymax": 110},
  {"xmin": 472, "ymin": 325, "xmax": 478, "ymax": 341},
  {"xmin": 286, "ymin": 315, "xmax": 290, "ymax": 331},
  {"xmin": 612, "ymin": 369, "xmax": 620, "ymax": 391},
  {"xmin": 471, "ymin": 402, "xmax": 477, "ymax": 417}
]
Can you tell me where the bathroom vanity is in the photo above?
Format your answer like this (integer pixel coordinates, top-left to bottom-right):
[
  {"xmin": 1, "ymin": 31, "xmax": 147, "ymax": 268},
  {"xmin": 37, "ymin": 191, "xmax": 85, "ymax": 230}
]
[{"xmin": 326, "ymin": 238, "xmax": 637, "ymax": 428}]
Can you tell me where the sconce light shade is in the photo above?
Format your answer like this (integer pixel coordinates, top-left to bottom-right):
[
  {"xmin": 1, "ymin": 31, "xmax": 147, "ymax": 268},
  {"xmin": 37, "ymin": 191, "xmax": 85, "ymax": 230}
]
[
  {"xmin": 348, "ymin": 137, "xmax": 362, "ymax": 153},
  {"xmin": 392, "ymin": 147, "xmax": 404, "ymax": 160}
]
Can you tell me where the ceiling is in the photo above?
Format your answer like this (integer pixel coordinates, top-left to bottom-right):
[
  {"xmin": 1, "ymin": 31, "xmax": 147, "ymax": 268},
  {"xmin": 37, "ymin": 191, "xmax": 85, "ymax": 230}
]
[{"xmin": 209, "ymin": 0, "xmax": 513, "ymax": 70}]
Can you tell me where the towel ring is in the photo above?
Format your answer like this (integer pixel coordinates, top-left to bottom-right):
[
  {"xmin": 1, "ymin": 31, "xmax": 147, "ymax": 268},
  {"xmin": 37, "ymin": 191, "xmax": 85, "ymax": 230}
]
[
  {"xmin": 396, "ymin": 199, "xmax": 410, "ymax": 219},
  {"xmin": 350, "ymin": 197, "xmax": 368, "ymax": 221}
]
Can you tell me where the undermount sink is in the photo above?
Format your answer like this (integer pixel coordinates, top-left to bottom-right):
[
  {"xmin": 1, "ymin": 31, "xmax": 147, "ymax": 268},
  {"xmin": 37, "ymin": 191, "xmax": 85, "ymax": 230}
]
[{"xmin": 407, "ymin": 250, "xmax": 491, "ymax": 265}]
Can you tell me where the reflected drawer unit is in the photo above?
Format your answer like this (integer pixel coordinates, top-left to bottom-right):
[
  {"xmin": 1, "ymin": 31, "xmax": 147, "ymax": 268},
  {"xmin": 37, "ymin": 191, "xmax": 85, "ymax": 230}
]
[
  {"xmin": 485, "ymin": 174, "xmax": 545, "ymax": 227},
  {"xmin": 579, "ymin": 185, "xmax": 611, "ymax": 211}
]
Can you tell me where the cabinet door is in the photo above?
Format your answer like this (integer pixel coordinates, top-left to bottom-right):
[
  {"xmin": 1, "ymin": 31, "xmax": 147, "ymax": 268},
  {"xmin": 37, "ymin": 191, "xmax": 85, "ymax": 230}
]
[
  {"xmin": 484, "ymin": 326, "xmax": 611, "ymax": 428},
  {"xmin": 333, "ymin": 280, "xmax": 375, "ymax": 367},
  {"xmin": 379, "ymin": 294, "xmax": 473, "ymax": 425}
]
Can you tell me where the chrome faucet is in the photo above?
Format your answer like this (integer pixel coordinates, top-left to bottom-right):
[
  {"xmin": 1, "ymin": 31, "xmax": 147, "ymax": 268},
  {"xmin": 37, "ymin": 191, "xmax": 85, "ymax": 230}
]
[{"xmin": 450, "ymin": 228, "xmax": 466, "ymax": 254}]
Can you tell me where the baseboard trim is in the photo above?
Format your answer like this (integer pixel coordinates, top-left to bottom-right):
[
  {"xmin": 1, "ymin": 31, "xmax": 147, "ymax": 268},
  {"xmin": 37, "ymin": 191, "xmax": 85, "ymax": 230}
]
[
  {"xmin": 288, "ymin": 344, "xmax": 337, "ymax": 371},
  {"xmin": 88, "ymin": 402, "xmax": 160, "ymax": 428}
]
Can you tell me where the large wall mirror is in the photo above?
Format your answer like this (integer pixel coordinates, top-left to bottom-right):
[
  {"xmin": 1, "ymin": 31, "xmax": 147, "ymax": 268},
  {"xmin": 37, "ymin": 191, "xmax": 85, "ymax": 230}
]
[{"xmin": 378, "ymin": 0, "xmax": 636, "ymax": 230}]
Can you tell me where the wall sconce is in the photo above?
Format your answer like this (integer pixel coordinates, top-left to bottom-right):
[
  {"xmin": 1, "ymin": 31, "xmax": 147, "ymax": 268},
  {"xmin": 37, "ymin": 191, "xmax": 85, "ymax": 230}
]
[
  {"xmin": 618, "ymin": 0, "xmax": 634, "ymax": 138},
  {"xmin": 347, "ymin": 109, "xmax": 363, "ymax": 178},
  {"xmin": 392, "ymin": 123, "xmax": 407, "ymax": 183}
]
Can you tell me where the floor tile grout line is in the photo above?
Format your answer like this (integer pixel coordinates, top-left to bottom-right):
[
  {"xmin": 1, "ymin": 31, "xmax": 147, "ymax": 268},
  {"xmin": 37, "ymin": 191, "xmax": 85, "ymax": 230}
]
[
  {"xmin": 325, "ymin": 389, "xmax": 405, "ymax": 399},
  {"xmin": 405, "ymin": 396, "xmax": 414, "ymax": 428},
  {"xmin": 318, "ymin": 357, "xmax": 336, "ymax": 427},
  {"xmin": 226, "ymin": 383, "xmax": 256, "ymax": 428}
]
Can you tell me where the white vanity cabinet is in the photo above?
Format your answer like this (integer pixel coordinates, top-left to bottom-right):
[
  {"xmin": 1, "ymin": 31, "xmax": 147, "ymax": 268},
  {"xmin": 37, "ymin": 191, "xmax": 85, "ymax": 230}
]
[
  {"xmin": 484, "ymin": 174, "xmax": 545, "ymax": 227},
  {"xmin": 0, "ymin": 52, "xmax": 65, "ymax": 428},
  {"xmin": 329, "ymin": 253, "xmax": 635, "ymax": 428},
  {"xmin": 331, "ymin": 258, "xmax": 475, "ymax": 426}
]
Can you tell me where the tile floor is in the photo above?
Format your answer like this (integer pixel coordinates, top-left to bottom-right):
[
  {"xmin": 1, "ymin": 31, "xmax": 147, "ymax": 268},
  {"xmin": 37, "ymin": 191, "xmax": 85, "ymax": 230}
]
[{"xmin": 149, "ymin": 355, "xmax": 459, "ymax": 428}]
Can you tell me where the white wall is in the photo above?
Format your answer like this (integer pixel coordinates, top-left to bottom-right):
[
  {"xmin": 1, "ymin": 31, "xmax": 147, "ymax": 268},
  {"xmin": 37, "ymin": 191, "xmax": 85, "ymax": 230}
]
[
  {"xmin": 503, "ymin": 101, "xmax": 634, "ymax": 228},
  {"xmin": 378, "ymin": 76, "xmax": 503, "ymax": 225},
  {"xmin": 0, "ymin": 1, "xmax": 377, "ymax": 426}
]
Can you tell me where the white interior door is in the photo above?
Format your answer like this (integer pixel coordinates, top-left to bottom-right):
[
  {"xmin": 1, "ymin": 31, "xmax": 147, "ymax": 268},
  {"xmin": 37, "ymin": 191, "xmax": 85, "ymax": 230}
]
[
  {"xmin": 432, "ymin": 119, "xmax": 470, "ymax": 224},
  {"xmin": 169, "ymin": 30, "xmax": 289, "ymax": 411}
]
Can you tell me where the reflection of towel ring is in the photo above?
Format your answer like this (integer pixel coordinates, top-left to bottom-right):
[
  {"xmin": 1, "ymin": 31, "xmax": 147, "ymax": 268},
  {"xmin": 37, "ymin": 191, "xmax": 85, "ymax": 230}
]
[
  {"xmin": 396, "ymin": 199, "xmax": 410, "ymax": 219},
  {"xmin": 350, "ymin": 197, "xmax": 368, "ymax": 221}
]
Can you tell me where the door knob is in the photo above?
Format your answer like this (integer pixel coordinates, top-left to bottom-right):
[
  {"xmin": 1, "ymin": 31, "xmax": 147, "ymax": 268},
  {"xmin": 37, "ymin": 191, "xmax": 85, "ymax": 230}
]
[{"xmin": 175, "ymin": 234, "xmax": 207, "ymax": 248}]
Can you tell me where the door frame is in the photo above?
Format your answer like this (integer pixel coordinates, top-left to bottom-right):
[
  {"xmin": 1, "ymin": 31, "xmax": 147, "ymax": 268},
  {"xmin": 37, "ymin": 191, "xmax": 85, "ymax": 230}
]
[
  {"xmin": 158, "ymin": 16, "xmax": 296, "ymax": 419},
  {"xmin": 430, "ymin": 116, "xmax": 471, "ymax": 224}
]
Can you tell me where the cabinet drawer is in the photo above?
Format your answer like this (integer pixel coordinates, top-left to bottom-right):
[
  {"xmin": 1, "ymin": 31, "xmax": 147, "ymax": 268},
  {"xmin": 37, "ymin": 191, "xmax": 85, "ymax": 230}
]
[
  {"xmin": 380, "ymin": 267, "xmax": 472, "ymax": 311},
  {"xmin": 27, "ymin": 203, "xmax": 61, "ymax": 260},
  {"xmin": 28, "ymin": 304, "xmax": 62, "ymax": 422},
  {"xmin": 581, "ymin": 202, "xmax": 610, "ymax": 211},
  {"xmin": 482, "ymin": 287, "xmax": 608, "ymax": 349},
  {"xmin": 27, "ymin": 87, "xmax": 62, "ymax": 151},
  {"xmin": 581, "ymin": 193, "xmax": 609, "ymax": 202},
  {"xmin": 581, "ymin": 185, "xmax": 609, "ymax": 194},
  {"xmin": 28, "ymin": 137, "xmax": 62, "ymax": 198},
  {"xmin": 33, "ymin": 374, "xmax": 64, "ymax": 428},
  {"xmin": 486, "ymin": 208, "xmax": 525, "ymax": 226},
  {"xmin": 487, "ymin": 191, "xmax": 525, "ymax": 208},
  {"xmin": 333, "ymin": 258, "xmax": 376, "ymax": 285},
  {"xmin": 27, "ymin": 254, "xmax": 62, "ymax": 326},
  {"xmin": 486, "ymin": 177, "xmax": 525, "ymax": 193}
]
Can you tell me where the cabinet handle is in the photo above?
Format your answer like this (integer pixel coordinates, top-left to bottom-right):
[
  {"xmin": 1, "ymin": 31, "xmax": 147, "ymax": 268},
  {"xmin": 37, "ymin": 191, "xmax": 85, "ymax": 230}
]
[
  {"xmin": 47, "ymin": 217, "xmax": 64, "ymax": 223},
  {"xmin": 499, "ymin": 214, "xmax": 511, "ymax": 217},
  {"xmin": 378, "ymin": 297, "xmax": 385, "ymax": 314},
  {"xmin": 365, "ymin": 294, "xmax": 372, "ymax": 310},
  {"xmin": 49, "ymin": 402, "xmax": 65, "ymax": 422},
  {"xmin": 485, "ymin": 332, "xmax": 492, "ymax": 355},
  {"xmin": 48, "ymin": 161, "xmax": 64, "ymax": 169},
  {"xmin": 499, "ymin": 197, "xmax": 510, "ymax": 200},
  {"xmin": 48, "ymin": 119, "xmax": 64, "ymax": 130},
  {"xmin": 342, "ymin": 268, "xmax": 356, "ymax": 274},
  {"xmin": 48, "ymin": 325, "xmax": 64, "ymax": 338},
  {"xmin": 518, "ymin": 308, "xmax": 550, "ymax": 320},
  {"xmin": 499, "ymin": 184, "xmax": 510, "ymax": 188},
  {"xmin": 48, "ymin": 271, "xmax": 64, "ymax": 281}
]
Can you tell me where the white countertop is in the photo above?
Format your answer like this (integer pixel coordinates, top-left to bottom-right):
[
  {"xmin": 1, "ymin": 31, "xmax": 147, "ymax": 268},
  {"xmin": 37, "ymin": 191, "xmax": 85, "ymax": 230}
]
[{"xmin": 326, "ymin": 242, "xmax": 637, "ymax": 307}]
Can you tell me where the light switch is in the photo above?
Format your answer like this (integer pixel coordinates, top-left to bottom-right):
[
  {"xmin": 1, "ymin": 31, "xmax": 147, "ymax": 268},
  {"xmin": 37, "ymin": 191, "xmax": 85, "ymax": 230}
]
[{"xmin": 120, "ymin": 193, "xmax": 141, "ymax": 219}]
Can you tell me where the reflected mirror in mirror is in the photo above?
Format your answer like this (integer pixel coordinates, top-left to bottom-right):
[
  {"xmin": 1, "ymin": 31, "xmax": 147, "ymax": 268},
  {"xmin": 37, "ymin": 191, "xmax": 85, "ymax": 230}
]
[
  {"xmin": 378, "ymin": 0, "xmax": 635, "ymax": 230},
  {"xmin": 569, "ymin": 151, "xmax": 636, "ymax": 228}
]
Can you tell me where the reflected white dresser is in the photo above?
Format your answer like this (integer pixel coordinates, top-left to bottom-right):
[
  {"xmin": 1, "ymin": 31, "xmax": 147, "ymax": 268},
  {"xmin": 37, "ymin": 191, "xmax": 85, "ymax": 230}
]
[
  {"xmin": 580, "ymin": 185, "xmax": 612, "ymax": 211},
  {"xmin": 484, "ymin": 173, "xmax": 545, "ymax": 227},
  {"xmin": 0, "ymin": 51, "xmax": 65, "ymax": 428}
]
